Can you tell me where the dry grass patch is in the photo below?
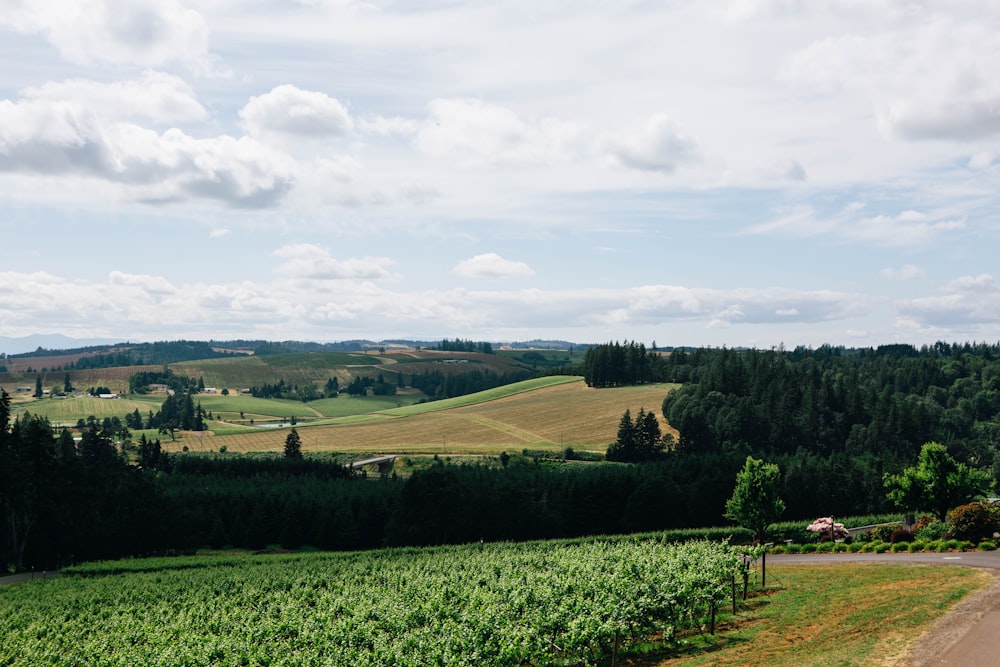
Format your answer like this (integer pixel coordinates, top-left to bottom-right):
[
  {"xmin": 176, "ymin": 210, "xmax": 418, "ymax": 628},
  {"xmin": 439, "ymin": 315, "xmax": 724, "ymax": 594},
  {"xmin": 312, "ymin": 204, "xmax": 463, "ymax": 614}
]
[{"xmin": 171, "ymin": 379, "xmax": 678, "ymax": 454}]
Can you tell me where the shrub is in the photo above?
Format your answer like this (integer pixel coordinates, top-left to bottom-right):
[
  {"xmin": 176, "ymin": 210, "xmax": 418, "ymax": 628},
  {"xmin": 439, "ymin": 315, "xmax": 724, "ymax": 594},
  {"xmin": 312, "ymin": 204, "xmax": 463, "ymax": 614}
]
[
  {"xmin": 891, "ymin": 542, "xmax": 910, "ymax": 553},
  {"xmin": 908, "ymin": 540, "xmax": 927, "ymax": 553},
  {"xmin": 770, "ymin": 544, "xmax": 786, "ymax": 554},
  {"xmin": 860, "ymin": 542, "xmax": 876, "ymax": 553},
  {"xmin": 833, "ymin": 542, "xmax": 849, "ymax": 553},
  {"xmin": 800, "ymin": 543, "xmax": 818, "ymax": 553},
  {"xmin": 784, "ymin": 543, "xmax": 802, "ymax": 554},
  {"xmin": 978, "ymin": 540, "xmax": 997, "ymax": 551},
  {"xmin": 852, "ymin": 530, "xmax": 873, "ymax": 544},
  {"xmin": 806, "ymin": 517, "xmax": 849, "ymax": 541},
  {"xmin": 959, "ymin": 540, "xmax": 975, "ymax": 552},
  {"xmin": 933, "ymin": 540, "xmax": 950, "ymax": 552},
  {"xmin": 816, "ymin": 541, "xmax": 835, "ymax": 553},
  {"xmin": 890, "ymin": 529, "xmax": 914, "ymax": 544},
  {"xmin": 848, "ymin": 543, "xmax": 864, "ymax": 553},
  {"xmin": 873, "ymin": 542, "xmax": 890, "ymax": 554},
  {"xmin": 947, "ymin": 502, "xmax": 1000, "ymax": 543},
  {"xmin": 915, "ymin": 520, "xmax": 949, "ymax": 542},
  {"xmin": 870, "ymin": 524, "xmax": 901, "ymax": 543}
]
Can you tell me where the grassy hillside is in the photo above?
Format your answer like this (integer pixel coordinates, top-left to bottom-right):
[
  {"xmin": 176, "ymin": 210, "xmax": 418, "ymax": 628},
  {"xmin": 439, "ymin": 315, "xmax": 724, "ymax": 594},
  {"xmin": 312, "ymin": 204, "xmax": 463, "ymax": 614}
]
[
  {"xmin": 171, "ymin": 378, "xmax": 678, "ymax": 455},
  {"xmin": 9, "ymin": 394, "xmax": 163, "ymax": 426},
  {"xmin": 1, "ymin": 348, "xmax": 540, "ymax": 399},
  {"xmin": 169, "ymin": 352, "xmax": 382, "ymax": 390}
]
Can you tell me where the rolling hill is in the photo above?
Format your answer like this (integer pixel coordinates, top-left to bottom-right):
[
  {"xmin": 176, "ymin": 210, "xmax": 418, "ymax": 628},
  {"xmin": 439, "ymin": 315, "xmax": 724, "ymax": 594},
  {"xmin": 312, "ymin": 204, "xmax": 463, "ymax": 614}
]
[{"xmin": 171, "ymin": 377, "xmax": 678, "ymax": 455}]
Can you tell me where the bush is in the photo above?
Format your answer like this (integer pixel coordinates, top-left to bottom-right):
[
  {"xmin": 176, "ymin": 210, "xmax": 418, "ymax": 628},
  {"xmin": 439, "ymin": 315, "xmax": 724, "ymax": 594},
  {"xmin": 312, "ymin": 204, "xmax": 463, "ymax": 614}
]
[
  {"xmin": 852, "ymin": 530, "xmax": 873, "ymax": 544},
  {"xmin": 915, "ymin": 520, "xmax": 949, "ymax": 542},
  {"xmin": 890, "ymin": 529, "xmax": 914, "ymax": 544},
  {"xmin": 833, "ymin": 542, "xmax": 849, "ymax": 553},
  {"xmin": 800, "ymin": 543, "xmax": 818, "ymax": 553},
  {"xmin": 908, "ymin": 540, "xmax": 927, "ymax": 553},
  {"xmin": 848, "ymin": 542, "xmax": 864, "ymax": 553},
  {"xmin": 870, "ymin": 524, "xmax": 901, "ymax": 543},
  {"xmin": 979, "ymin": 540, "xmax": 997, "ymax": 551},
  {"xmin": 784, "ymin": 543, "xmax": 802, "ymax": 554},
  {"xmin": 860, "ymin": 542, "xmax": 876, "ymax": 553},
  {"xmin": 816, "ymin": 541, "xmax": 835, "ymax": 553},
  {"xmin": 891, "ymin": 542, "xmax": 910, "ymax": 553},
  {"xmin": 873, "ymin": 542, "xmax": 890, "ymax": 554},
  {"xmin": 947, "ymin": 502, "xmax": 1000, "ymax": 543}
]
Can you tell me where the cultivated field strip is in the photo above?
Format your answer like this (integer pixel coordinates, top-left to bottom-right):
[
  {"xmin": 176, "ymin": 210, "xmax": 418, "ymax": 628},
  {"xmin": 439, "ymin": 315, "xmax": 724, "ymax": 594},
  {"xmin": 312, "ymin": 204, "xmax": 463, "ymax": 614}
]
[{"xmin": 174, "ymin": 380, "xmax": 677, "ymax": 454}]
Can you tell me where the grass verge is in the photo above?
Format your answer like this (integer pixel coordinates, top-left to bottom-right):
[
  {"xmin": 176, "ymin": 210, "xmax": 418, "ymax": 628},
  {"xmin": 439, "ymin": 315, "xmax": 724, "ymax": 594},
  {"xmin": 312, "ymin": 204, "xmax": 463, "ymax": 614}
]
[{"xmin": 648, "ymin": 563, "xmax": 991, "ymax": 666}]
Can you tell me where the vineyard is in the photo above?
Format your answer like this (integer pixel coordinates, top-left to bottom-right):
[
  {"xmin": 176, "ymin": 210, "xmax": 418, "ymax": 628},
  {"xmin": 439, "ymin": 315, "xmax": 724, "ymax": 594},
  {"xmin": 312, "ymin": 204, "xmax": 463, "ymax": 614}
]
[{"xmin": 0, "ymin": 539, "xmax": 755, "ymax": 667}]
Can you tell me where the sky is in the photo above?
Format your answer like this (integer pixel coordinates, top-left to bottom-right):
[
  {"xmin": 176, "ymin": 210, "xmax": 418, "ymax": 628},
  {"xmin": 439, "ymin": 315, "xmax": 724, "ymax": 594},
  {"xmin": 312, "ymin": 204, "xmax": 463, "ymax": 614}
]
[{"xmin": 3, "ymin": 0, "xmax": 1000, "ymax": 350}]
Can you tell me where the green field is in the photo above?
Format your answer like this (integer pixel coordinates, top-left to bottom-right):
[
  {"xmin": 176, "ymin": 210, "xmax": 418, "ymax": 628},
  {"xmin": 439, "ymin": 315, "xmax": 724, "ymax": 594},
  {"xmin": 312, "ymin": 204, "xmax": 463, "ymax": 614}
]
[{"xmin": 9, "ymin": 394, "xmax": 162, "ymax": 426}]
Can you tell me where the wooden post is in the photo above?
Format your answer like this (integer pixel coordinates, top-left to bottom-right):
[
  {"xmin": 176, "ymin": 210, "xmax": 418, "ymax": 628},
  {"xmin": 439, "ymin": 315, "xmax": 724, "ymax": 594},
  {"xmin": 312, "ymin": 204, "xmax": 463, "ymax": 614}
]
[{"xmin": 732, "ymin": 575, "xmax": 737, "ymax": 614}]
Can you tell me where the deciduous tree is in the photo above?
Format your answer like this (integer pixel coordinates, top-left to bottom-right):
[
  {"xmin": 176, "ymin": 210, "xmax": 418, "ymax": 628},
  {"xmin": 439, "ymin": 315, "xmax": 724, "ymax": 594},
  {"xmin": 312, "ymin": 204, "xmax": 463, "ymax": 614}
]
[
  {"xmin": 724, "ymin": 456, "xmax": 785, "ymax": 543},
  {"xmin": 883, "ymin": 441, "xmax": 991, "ymax": 521}
]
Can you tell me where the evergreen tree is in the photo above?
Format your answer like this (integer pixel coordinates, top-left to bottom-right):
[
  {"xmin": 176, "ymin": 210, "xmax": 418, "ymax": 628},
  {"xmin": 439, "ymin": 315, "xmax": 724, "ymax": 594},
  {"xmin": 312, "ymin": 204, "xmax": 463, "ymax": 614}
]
[{"xmin": 284, "ymin": 428, "xmax": 303, "ymax": 460}]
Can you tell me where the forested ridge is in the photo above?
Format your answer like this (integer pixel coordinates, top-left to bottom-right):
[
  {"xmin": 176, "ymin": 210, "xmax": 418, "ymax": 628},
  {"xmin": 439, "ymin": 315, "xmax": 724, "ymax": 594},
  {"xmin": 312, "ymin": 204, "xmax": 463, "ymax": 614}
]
[{"xmin": 4, "ymin": 340, "xmax": 1000, "ymax": 573}]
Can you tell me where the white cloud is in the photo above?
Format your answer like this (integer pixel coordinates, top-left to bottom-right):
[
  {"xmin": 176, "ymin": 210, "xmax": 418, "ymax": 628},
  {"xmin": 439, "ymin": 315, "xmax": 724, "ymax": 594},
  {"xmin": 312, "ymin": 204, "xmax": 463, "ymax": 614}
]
[
  {"xmin": 0, "ymin": 95, "xmax": 295, "ymax": 207},
  {"xmin": 1, "ymin": 0, "xmax": 211, "ymax": 69},
  {"xmin": 240, "ymin": 85, "xmax": 353, "ymax": 141},
  {"xmin": 896, "ymin": 275, "xmax": 1000, "ymax": 328},
  {"xmin": 881, "ymin": 265, "xmax": 924, "ymax": 281},
  {"xmin": 779, "ymin": 15, "xmax": 1000, "ymax": 142},
  {"xmin": 944, "ymin": 274, "xmax": 999, "ymax": 294},
  {"xmin": 415, "ymin": 98, "xmax": 584, "ymax": 166},
  {"xmin": 22, "ymin": 71, "xmax": 206, "ymax": 124},
  {"xmin": 968, "ymin": 152, "xmax": 994, "ymax": 169},
  {"xmin": 452, "ymin": 253, "xmax": 535, "ymax": 279},
  {"xmin": 0, "ymin": 268, "xmax": 878, "ymax": 342},
  {"xmin": 108, "ymin": 271, "xmax": 178, "ymax": 296},
  {"xmin": 273, "ymin": 244, "xmax": 395, "ymax": 281},
  {"xmin": 746, "ymin": 203, "xmax": 966, "ymax": 247},
  {"xmin": 358, "ymin": 115, "xmax": 419, "ymax": 137},
  {"xmin": 604, "ymin": 114, "xmax": 701, "ymax": 174}
]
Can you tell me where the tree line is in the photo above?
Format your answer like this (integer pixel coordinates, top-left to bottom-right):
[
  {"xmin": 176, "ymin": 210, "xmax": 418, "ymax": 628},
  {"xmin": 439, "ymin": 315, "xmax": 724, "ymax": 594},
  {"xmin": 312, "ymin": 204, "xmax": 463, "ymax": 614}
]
[
  {"xmin": 433, "ymin": 338, "xmax": 494, "ymax": 354},
  {"xmin": 409, "ymin": 368, "xmax": 533, "ymax": 400}
]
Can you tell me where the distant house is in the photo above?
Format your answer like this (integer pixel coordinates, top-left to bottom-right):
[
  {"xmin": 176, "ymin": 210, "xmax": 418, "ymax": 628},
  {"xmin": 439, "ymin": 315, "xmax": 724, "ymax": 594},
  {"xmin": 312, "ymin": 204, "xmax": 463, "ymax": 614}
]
[
  {"xmin": 16, "ymin": 386, "xmax": 32, "ymax": 393},
  {"xmin": 203, "ymin": 387, "xmax": 218, "ymax": 394},
  {"xmin": 97, "ymin": 393, "xmax": 118, "ymax": 399}
]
